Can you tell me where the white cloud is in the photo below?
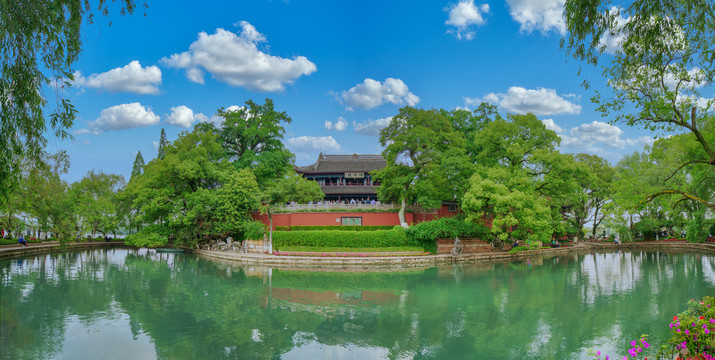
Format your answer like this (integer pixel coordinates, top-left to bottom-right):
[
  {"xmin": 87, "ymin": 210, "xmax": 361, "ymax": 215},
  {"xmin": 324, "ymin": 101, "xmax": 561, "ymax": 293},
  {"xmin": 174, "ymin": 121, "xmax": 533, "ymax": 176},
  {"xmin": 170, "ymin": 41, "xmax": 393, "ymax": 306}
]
[
  {"xmin": 353, "ymin": 117, "xmax": 393, "ymax": 136},
  {"xmin": 161, "ymin": 21, "xmax": 317, "ymax": 92},
  {"xmin": 475, "ymin": 86, "xmax": 581, "ymax": 115},
  {"xmin": 286, "ymin": 136, "xmax": 341, "ymax": 153},
  {"xmin": 86, "ymin": 103, "xmax": 160, "ymax": 134},
  {"xmin": 445, "ymin": 0, "xmax": 490, "ymax": 40},
  {"xmin": 73, "ymin": 61, "xmax": 162, "ymax": 94},
  {"xmin": 325, "ymin": 117, "xmax": 348, "ymax": 131},
  {"xmin": 625, "ymin": 136, "xmax": 656, "ymax": 147},
  {"xmin": 165, "ymin": 106, "xmax": 208, "ymax": 128},
  {"xmin": 541, "ymin": 118, "xmax": 563, "ymax": 133},
  {"xmin": 73, "ymin": 128, "xmax": 91, "ymax": 135},
  {"xmin": 562, "ymin": 121, "xmax": 626, "ymax": 149},
  {"xmin": 506, "ymin": 0, "xmax": 565, "ymax": 35},
  {"xmin": 341, "ymin": 78, "xmax": 419, "ymax": 110}
]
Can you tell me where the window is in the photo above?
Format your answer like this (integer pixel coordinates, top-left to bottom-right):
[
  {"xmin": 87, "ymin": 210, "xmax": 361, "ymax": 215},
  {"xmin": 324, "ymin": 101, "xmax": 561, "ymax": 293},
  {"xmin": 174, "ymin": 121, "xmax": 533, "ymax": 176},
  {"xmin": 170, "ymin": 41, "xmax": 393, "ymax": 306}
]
[{"xmin": 341, "ymin": 217, "xmax": 362, "ymax": 226}]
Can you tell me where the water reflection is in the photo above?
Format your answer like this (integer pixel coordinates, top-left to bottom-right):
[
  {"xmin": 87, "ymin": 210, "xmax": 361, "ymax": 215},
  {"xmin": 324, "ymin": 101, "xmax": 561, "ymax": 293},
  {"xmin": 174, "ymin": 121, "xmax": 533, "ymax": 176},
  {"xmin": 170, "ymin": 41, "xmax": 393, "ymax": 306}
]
[{"xmin": 1, "ymin": 249, "xmax": 714, "ymax": 359}]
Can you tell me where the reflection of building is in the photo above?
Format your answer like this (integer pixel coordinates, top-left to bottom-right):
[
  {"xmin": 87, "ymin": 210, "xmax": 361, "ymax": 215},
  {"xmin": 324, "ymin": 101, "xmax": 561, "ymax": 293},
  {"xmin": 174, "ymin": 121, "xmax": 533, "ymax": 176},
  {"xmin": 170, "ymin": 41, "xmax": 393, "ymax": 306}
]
[{"xmin": 295, "ymin": 153, "xmax": 386, "ymax": 202}]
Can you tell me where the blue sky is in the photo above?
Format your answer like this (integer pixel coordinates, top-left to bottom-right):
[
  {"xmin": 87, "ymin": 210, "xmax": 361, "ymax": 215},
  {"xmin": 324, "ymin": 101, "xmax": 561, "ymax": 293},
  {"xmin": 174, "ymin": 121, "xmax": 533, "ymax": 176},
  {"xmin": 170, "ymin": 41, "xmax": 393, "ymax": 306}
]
[{"xmin": 49, "ymin": 0, "xmax": 668, "ymax": 182}]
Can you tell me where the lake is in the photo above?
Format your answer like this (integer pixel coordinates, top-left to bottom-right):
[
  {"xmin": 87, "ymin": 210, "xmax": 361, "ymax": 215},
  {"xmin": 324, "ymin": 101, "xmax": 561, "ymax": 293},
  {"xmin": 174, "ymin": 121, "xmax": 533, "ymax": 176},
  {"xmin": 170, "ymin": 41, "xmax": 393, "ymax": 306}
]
[{"xmin": 2, "ymin": 248, "xmax": 714, "ymax": 359}]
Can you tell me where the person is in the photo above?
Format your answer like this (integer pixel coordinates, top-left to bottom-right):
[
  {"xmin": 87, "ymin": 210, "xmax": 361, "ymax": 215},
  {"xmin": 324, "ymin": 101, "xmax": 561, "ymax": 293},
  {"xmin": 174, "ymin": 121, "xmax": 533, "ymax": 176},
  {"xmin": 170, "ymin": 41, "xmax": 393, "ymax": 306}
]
[
  {"xmin": 512, "ymin": 239, "xmax": 519, "ymax": 248},
  {"xmin": 18, "ymin": 234, "xmax": 28, "ymax": 247},
  {"xmin": 614, "ymin": 233, "xmax": 621, "ymax": 245},
  {"xmin": 551, "ymin": 239, "xmax": 560, "ymax": 248}
]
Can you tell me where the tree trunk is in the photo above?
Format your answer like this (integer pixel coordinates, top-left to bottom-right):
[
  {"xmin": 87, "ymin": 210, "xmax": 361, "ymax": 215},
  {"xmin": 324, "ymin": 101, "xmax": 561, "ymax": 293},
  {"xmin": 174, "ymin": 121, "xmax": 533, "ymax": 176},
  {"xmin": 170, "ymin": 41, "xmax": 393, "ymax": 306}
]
[
  {"xmin": 399, "ymin": 186, "xmax": 408, "ymax": 229},
  {"xmin": 268, "ymin": 212, "xmax": 273, "ymax": 254}
]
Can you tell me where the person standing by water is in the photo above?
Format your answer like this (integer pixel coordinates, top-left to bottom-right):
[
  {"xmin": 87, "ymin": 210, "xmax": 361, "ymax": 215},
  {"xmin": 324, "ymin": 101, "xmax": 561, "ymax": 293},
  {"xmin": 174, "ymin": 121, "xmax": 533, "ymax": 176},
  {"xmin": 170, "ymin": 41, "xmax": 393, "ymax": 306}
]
[{"xmin": 18, "ymin": 234, "xmax": 28, "ymax": 247}]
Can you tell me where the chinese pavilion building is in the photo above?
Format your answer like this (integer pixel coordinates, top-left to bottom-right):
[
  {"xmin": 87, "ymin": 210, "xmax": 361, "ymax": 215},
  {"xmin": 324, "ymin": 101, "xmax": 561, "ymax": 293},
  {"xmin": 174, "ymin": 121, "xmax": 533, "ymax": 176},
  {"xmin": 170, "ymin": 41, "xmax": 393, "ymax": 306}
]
[{"xmin": 295, "ymin": 153, "xmax": 386, "ymax": 202}]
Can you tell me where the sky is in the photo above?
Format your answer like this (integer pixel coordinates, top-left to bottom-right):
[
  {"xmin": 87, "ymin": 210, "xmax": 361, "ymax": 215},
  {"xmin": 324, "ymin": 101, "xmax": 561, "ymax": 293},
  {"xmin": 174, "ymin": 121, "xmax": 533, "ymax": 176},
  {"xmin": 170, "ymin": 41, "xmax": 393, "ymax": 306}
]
[{"xmin": 47, "ymin": 0, "xmax": 677, "ymax": 183}]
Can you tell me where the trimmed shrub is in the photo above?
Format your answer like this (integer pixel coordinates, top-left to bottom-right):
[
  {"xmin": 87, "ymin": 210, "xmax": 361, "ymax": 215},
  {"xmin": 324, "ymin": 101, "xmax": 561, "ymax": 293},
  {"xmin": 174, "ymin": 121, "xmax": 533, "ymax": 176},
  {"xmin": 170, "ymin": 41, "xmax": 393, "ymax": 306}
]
[
  {"xmin": 125, "ymin": 231, "xmax": 167, "ymax": 248},
  {"xmin": 273, "ymin": 225, "xmax": 395, "ymax": 231},
  {"xmin": 272, "ymin": 228, "xmax": 408, "ymax": 249}
]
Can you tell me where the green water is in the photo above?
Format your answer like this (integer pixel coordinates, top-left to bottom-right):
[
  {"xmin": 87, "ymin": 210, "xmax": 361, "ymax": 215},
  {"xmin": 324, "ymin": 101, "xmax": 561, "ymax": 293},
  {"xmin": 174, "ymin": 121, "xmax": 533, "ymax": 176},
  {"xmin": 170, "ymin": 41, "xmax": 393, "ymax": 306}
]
[{"xmin": 1, "ymin": 249, "xmax": 714, "ymax": 359}]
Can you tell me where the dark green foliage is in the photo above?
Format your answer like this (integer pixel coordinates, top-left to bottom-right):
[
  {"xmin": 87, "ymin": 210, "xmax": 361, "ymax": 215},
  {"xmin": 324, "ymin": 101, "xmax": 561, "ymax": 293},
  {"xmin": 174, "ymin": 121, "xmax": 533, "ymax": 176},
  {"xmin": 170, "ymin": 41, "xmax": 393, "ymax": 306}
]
[
  {"xmin": 687, "ymin": 209, "xmax": 709, "ymax": 243},
  {"xmin": 273, "ymin": 225, "xmax": 395, "ymax": 231},
  {"xmin": 124, "ymin": 230, "xmax": 167, "ymax": 248},
  {"xmin": 272, "ymin": 228, "xmax": 409, "ymax": 249},
  {"xmin": 407, "ymin": 217, "xmax": 490, "ymax": 243},
  {"xmin": 406, "ymin": 217, "xmax": 490, "ymax": 252},
  {"xmin": 241, "ymin": 220, "xmax": 265, "ymax": 240},
  {"xmin": 508, "ymin": 245, "xmax": 529, "ymax": 254}
]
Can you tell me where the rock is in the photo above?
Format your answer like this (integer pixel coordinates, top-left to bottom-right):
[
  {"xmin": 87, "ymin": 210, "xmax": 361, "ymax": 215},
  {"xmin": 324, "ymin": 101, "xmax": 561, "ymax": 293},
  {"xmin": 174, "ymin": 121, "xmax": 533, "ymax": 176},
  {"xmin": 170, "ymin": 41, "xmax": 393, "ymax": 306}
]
[{"xmin": 451, "ymin": 237, "xmax": 464, "ymax": 259}]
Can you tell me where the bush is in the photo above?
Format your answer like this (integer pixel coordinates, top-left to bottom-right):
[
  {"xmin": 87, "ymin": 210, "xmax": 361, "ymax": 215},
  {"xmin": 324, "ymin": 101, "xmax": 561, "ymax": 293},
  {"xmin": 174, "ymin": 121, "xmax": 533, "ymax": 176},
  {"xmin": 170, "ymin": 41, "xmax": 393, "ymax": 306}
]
[
  {"xmin": 241, "ymin": 220, "xmax": 265, "ymax": 240},
  {"xmin": 508, "ymin": 245, "xmax": 529, "ymax": 254},
  {"xmin": 273, "ymin": 225, "xmax": 395, "ymax": 231},
  {"xmin": 272, "ymin": 228, "xmax": 408, "ymax": 250},
  {"xmin": 658, "ymin": 297, "xmax": 715, "ymax": 359},
  {"xmin": 406, "ymin": 217, "xmax": 490, "ymax": 251},
  {"xmin": 124, "ymin": 231, "xmax": 167, "ymax": 248}
]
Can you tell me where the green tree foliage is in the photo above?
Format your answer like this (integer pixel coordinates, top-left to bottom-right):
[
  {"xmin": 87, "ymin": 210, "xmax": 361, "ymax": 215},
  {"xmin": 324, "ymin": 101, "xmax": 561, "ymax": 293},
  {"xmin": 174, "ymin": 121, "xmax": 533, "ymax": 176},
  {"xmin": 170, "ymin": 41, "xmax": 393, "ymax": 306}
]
[
  {"xmin": 462, "ymin": 113, "xmax": 575, "ymax": 244},
  {"xmin": 71, "ymin": 170, "xmax": 125, "ymax": 238},
  {"xmin": 217, "ymin": 98, "xmax": 295, "ymax": 185},
  {"xmin": 157, "ymin": 128, "xmax": 167, "ymax": 160},
  {"xmin": 563, "ymin": 0, "xmax": 715, "ymax": 210},
  {"xmin": 374, "ymin": 107, "xmax": 467, "ymax": 226},
  {"xmin": 125, "ymin": 127, "xmax": 261, "ymax": 246},
  {"xmin": 130, "ymin": 150, "xmax": 144, "ymax": 180},
  {"xmin": 261, "ymin": 172, "xmax": 324, "ymax": 252},
  {"xmin": 565, "ymin": 154, "xmax": 614, "ymax": 240},
  {"xmin": 0, "ymin": 0, "xmax": 143, "ymax": 199}
]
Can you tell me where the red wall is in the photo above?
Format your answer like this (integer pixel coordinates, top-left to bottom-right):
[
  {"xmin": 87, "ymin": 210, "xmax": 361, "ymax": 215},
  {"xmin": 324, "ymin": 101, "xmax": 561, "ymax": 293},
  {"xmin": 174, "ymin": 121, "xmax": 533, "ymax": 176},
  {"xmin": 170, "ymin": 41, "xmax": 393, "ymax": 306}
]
[{"xmin": 251, "ymin": 205, "xmax": 460, "ymax": 228}]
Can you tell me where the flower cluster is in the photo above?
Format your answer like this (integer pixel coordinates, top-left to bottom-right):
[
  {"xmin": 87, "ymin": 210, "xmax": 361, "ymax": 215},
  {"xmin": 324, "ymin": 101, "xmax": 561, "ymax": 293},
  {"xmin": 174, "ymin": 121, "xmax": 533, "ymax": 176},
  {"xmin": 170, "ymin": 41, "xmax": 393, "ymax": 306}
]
[
  {"xmin": 588, "ymin": 336, "xmax": 650, "ymax": 360},
  {"xmin": 664, "ymin": 297, "xmax": 715, "ymax": 359}
]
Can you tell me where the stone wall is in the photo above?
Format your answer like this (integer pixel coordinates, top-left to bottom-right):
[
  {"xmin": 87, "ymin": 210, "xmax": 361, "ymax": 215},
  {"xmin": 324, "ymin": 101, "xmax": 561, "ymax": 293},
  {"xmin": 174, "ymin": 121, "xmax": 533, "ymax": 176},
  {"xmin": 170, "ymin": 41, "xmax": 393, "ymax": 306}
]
[{"xmin": 436, "ymin": 238, "xmax": 491, "ymax": 254}]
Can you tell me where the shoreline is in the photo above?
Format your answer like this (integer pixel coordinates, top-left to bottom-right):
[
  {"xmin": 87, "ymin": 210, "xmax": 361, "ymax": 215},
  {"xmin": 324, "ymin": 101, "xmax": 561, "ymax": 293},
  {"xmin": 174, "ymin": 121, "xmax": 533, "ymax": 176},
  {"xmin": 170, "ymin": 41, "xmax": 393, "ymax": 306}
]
[
  {"xmin": 2, "ymin": 241, "xmax": 714, "ymax": 269},
  {"xmin": 194, "ymin": 241, "xmax": 715, "ymax": 269}
]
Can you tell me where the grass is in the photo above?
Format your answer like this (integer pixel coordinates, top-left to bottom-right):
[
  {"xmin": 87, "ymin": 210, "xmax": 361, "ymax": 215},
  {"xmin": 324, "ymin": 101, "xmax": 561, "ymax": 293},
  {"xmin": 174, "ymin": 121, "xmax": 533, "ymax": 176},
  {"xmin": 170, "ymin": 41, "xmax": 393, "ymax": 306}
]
[{"xmin": 276, "ymin": 246, "xmax": 424, "ymax": 253}]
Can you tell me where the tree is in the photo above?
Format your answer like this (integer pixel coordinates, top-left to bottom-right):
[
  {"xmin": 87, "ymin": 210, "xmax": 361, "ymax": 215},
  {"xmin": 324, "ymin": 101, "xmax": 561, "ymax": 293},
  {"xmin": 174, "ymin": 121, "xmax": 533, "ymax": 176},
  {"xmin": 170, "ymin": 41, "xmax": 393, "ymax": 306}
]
[
  {"xmin": 71, "ymin": 170, "xmax": 125, "ymax": 238},
  {"xmin": 462, "ymin": 113, "xmax": 564, "ymax": 244},
  {"xmin": 217, "ymin": 99, "xmax": 294, "ymax": 185},
  {"xmin": 158, "ymin": 128, "xmax": 168, "ymax": 160},
  {"xmin": 375, "ymin": 107, "xmax": 466, "ymax": 227},
  {"xmin": 563, "ymin": 0, "xmax": 715, "ymax": 210},
  {"xmin": 565, "ymin": 154, "xmax": 614, "ymax": 240},
  {"xmin": 462, "ymin": 168, "xmax": 553, "ymax": 245},
  {"xmin": 131, "ymin": 151, "xmax": 145, "ymax": 180},
  {"xmin": 0, "ymin": 0, "xmax": 143, "ymax": 199},
  {"xmin": 260, "ymin": 172, "xmax": 324, "ymax": 253}
]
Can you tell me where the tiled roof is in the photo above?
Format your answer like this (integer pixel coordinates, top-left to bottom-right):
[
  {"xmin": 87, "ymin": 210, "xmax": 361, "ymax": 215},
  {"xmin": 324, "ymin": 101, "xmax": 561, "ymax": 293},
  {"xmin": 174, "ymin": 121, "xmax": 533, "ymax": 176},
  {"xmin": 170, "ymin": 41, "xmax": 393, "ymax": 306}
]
[{"xmin": 296, "ymin": 153, "xmax": 386, "ymax": 173}]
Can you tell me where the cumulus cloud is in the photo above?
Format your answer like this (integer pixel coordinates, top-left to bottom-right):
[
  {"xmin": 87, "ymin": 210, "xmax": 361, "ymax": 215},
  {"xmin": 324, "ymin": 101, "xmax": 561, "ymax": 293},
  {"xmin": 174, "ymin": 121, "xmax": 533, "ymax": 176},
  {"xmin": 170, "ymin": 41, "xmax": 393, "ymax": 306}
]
[
  {"xmin": 625, "ymin": 136, "xmax": 656, "ymax": 147},
  {"xmin": 324, "ymin": 117, "xmax": 348, "ymax": 131},
  {"xmin": 73, "ymin": 61, "xmax": 162, "ymax": 94},
  {"xmin": 341, "ymin": 78, "xmax": 419, "ymax": 110},
  {"xmin": 565, "ymin": 121, "xmax": 626, "ymax": 149},
  {"xmin": 474, "ymin": 86, "xmax": 581, "ymax": 115},
  {"xmin": 541, "ymin": 118, "xmax": 563, "ymax": 133},
  {"xmin": 286, "ymin": 136, "xmax": 341, "ymax": 152},
  {"xmin": 86, "ymin": 103, "xmax": 160, "ymax": 134},
  {"xmin": 161, "ymin": 21, "xmax": 317, "ymax": 92},
  {"xmin": 445, "ymin": 0, "xmax": 490, "ymax": 40},
  {"xmin": 165, "ymin": 105, "xmax": 209, "ymax": 128},
  {"xmin": 506, "ymin": 0, "xmax": 565, "ymax": 35},
  {"xmin": 353, "ymin": 117, "xmax": 393, "ymax": 136}
]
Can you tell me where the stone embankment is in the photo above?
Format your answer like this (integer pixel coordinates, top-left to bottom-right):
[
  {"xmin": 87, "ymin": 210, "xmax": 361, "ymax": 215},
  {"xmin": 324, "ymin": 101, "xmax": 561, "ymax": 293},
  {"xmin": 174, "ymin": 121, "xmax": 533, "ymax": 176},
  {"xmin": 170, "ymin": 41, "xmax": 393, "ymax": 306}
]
[
  {"xmin": 195, "ymin": 241, "xmax": 715, "ymax": 269},
  {"xmin": 0, "ymin": 241, "xmax": 125, "ymax": 259}
]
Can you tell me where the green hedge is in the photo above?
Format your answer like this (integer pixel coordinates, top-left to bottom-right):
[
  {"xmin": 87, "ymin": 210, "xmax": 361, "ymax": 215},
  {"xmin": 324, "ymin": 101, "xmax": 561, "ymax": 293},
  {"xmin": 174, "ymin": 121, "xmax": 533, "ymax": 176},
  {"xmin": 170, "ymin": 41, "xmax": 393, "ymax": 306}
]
[
  {"xmin": 407, "ymin": 217, "xmax": 490, "ymax": 252},
  {"xmin": 124, "ymin": 231, "xmax": 168, "ymax": 248},
  {"xmin": 0, "ymin": 237, "xmax": 48, "ymax": 245},
  {"xmin": 272, "ymin": 227, "xmax": 411, "ymax": 249},
  {"xmin": 273, "ymin": 225, "xmax": 395, "ymax": 232}
]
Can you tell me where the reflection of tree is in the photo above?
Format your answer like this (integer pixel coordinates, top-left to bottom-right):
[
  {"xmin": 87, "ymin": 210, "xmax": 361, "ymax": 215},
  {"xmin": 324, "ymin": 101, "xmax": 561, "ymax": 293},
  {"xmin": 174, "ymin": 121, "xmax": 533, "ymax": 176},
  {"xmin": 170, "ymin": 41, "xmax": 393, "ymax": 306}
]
[{"xmin": 2, "ymin": 250, "xmax": 715, "ymax": 359}]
